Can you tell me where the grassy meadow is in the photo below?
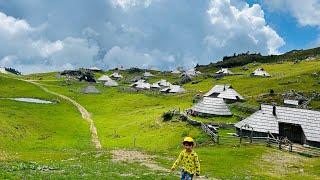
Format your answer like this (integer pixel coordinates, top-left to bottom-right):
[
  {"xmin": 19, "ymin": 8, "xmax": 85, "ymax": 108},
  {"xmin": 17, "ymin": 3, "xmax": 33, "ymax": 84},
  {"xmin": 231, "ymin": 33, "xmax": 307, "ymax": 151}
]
[{"xmin": 1, "ymin": 59, "xmax": 320, "ymax": 179}]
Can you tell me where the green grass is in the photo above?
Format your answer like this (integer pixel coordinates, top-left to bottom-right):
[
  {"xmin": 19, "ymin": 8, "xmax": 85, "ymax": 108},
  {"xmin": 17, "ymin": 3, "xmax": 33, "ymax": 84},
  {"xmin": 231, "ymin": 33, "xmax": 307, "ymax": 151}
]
[
  {"xmin": 0, "ymin": 76, "xmax": 92, "ymax": 153},
  {"xmin": 1, "ymin": 59, "xmax": 320, "ymax": 179}
]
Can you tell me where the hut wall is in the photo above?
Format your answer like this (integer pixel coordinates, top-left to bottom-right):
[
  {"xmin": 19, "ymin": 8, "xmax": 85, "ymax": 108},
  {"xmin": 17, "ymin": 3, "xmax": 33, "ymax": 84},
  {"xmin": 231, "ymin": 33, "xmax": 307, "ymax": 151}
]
[
  {"xmin": 306, "ymin": 141, "xmax": 320, "ymax": 148},
  {"xmin": 236, "ymin": 128, "xmax": 270, "ymax": 138}
]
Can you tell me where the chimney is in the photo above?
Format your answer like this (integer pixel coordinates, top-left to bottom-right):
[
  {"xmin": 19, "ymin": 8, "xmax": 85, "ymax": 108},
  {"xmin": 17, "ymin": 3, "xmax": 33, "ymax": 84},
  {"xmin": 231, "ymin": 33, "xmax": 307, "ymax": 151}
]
[{"xmin": 272, "ymin": 105, "xmax": 277, "ymax": 116}]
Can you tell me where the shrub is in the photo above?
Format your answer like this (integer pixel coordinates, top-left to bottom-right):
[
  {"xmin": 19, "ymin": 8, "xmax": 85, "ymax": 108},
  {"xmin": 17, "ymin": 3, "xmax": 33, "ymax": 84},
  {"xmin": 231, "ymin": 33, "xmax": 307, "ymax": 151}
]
[
  {"xmin": 269, "ymin": 89, "xmax": 275, "ymax": 95},
  {"xmin": 162, "ymin": 111, "xmax": 174, "ymax": 121}
]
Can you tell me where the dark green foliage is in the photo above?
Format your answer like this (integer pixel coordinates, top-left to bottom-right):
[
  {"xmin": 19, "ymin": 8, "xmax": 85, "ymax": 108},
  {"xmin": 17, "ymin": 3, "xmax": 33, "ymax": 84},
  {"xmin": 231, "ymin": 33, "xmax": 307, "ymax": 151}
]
[
  {"xmin": 128, "ymin": 67, "xmax": 143, "ymax": 73},
  {"xmin": 5, "ymin": 67, "xmax": 21, "ymax": 75},
  {"xmin": 162, "ymin": 111, "xmax": 174, "ymax": 121},
  {"xmin": 269, "ymin": 89, "xmax": 275, "ymax": 95}
]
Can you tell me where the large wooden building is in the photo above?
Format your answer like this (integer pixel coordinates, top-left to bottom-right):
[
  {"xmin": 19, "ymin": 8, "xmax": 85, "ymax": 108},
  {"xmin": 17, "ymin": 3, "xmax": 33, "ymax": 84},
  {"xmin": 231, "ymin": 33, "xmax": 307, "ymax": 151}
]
[{"xmin": 235, "ymin": 105, "xmax": 320, "ymax": 147}]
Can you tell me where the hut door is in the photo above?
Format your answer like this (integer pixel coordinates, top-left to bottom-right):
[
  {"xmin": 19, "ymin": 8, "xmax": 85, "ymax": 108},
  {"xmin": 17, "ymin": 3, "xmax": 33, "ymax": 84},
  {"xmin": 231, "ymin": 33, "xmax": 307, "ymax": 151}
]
[{"xmin": 279, "ymin": 123, "xmax": 304, "ymax": 144}]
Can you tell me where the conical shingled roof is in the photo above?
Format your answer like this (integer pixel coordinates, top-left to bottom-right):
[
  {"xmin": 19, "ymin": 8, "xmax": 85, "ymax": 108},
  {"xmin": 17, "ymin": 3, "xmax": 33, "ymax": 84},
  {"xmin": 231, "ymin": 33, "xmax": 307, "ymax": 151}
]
[
  {"xmin": 192, "ymin": 97, "xmax": 232, "ymax": 116},
  {"xmin": 98, "ymin": 75, "xmax": 112, "ymax": 81},
  {"xmin": 216, "ymin": 68, "xmax": 233, "ymax": 75},
  {"xmin": 82, "ymin": 85, "xmax": 100, "ymax": 94},
  {"xmin": 110, "ymin": 72, "xmax": 123, "ymax": 79},
  {"xmin": 156, "ymin": 79, "xmax": 172, "ymax": 87},
  {"xmin": 104, "ymin": 80, "xmax": 118, "ymax": 87},
  {"xmin": 160, "ymin": 85, "xmax": 185, "ymax": 93},
  {"xmin": 252, "ymin": 68, "xmax": 270, "ymax": 77},
  {"xmin": 217, "ymin": 88, "xmax": 244, "ymax": 100},
  {"xmin": 144, "ymin": 72, "xmax": 154, "ymax": 77},
  {"xmin": 204, "ymin": 85, "xmax": 231, "ymax": 97}
]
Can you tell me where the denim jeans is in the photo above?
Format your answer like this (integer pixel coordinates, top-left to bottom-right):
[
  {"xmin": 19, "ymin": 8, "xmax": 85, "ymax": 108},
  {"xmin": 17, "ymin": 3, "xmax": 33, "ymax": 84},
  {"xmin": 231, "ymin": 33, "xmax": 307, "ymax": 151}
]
[{"xmin": 181, "ymin": 170, "xmax": 194, "ymax": 180}]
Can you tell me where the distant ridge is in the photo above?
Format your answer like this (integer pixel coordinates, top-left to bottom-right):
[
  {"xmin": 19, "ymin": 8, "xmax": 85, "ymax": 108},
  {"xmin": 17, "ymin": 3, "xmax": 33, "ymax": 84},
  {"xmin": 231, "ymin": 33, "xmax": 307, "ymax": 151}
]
[{"xmin": 196, "ymin": 46, "xmax": 320, "ymax": 72}]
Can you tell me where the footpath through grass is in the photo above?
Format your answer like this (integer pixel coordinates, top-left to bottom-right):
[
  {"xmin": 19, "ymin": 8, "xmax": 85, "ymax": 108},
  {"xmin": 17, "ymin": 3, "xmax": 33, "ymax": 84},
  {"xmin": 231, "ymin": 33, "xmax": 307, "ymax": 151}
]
[{"xmin": 1, "ymin": 59, "xmax": 320, "ymax": 179}]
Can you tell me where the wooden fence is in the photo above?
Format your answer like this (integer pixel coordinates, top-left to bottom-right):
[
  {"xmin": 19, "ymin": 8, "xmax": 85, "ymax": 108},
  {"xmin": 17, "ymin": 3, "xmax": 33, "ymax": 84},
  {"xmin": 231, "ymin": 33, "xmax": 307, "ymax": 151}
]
[
  {"xmin": 201, "ymin": 123, "xmax": 219, "ymax": 144},
  {"xmin": 170, "ymin": 110, "xmax": 320, "ymax": 157}
]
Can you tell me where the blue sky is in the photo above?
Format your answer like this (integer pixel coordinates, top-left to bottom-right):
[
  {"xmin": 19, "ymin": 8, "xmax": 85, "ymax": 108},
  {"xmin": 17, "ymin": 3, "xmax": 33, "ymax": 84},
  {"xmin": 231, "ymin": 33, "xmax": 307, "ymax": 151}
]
[{"xmin": 0, "ymin": 0, "xmax": 319, "ymax": 73}]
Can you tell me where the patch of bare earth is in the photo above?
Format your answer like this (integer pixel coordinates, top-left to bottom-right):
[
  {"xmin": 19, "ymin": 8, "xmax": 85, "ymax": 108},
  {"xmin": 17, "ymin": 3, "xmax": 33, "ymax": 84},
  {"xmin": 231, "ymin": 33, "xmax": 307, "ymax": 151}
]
[
  {"xmin": 111, "ymin": 150, "xmax": 213, "ymax": 179},
  {"xmin": 257, "ymin": 151, "xmax": 308, "ymax": 177},
  {"xmin": 111, "ymin": 149, "xmax": 169, "ymax": 172}
]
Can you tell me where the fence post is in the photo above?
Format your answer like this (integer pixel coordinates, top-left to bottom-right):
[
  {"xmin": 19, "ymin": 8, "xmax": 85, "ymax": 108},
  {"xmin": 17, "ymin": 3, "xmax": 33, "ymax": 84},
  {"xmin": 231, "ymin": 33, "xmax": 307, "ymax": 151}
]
[
  {"xmin": 289, "ymin": 143, "xmax": 292, "ymax": 152},
  {"xmin": 278, "ymin": 140, "xmax": 282, "ymax": 150},
  {"xmin": 267, "ymin": 135, "xmax": 270, "ymax": 147},
  {"xmin": 217, "ymin": 134, "xmax": 219, "ymax": 145}
]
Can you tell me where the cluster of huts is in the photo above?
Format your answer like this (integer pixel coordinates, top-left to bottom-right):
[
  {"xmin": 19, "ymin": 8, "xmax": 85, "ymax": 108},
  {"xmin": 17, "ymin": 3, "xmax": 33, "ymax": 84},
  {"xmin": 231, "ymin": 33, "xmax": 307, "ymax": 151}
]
[
  {"xmin": 81, "ymin": 70, "xmax": 186, "ymax": 94},
  {"xmin": 129, "ymin": 79, "xmax": 185, "ymax": 93},
  {"xmin": 214, "ymin": 67, "xmax": 271, "ymax": 77},
  {"xmin": 63, "ymin": 66, "xmax": 320, "ymax": 148},
  {"xmin": 188, "ymin": 83, "xmax": 320, "ymax": 148}
]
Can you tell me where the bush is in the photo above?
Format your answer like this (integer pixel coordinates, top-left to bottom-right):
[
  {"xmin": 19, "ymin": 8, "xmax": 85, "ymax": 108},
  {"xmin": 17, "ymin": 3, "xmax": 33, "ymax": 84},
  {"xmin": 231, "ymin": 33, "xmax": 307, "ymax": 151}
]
[
  {"xmin": 162, "ymin": 111, "xmax": 174, "ymax": 121},
  {"xmin": 269, "ymin": 89, "xmax": 275, "ymax": 95}
]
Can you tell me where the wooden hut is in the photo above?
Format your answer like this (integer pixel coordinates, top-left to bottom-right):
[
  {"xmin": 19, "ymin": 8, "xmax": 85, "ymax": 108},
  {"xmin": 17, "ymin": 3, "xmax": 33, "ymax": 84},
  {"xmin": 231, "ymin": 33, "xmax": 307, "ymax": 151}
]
[
  {"xmin": 97, "ymin": 75, "xmax": 112, "ymax": 82},
  {"xmin": 82, "ymin": 85, "xmax": 100, "ymax": 94},
  {"xmin": 144, "ymin": 72, "xmax": 155, "ymax": 77},
  {"xmin": 110, "ymin": 72, "xmax": 123, "ymax": 80},
  {"xmin": 204, "ymin": 84, "xmax": 244, "ymax": 103},
  {"xmin": 161, "ymin": 85, "xmax": 185, "ymax": 93},
  {"xmin": 215, "ymin": 68, "xmax": 233, "ymax": 75},
  {"xmin": 104, "ymin": 80, "xmax": 118, "ymax": 87},
  {"xmin": 191, "ymin": 97, "xmax": 232, "ymax": 116},
  {"xmin": 235, "ymin": 105, "xmax": 320, "ymax": 147},
  {"xmin": 252, "ymin": 68, "xmax": 271, "ymax": 77}
]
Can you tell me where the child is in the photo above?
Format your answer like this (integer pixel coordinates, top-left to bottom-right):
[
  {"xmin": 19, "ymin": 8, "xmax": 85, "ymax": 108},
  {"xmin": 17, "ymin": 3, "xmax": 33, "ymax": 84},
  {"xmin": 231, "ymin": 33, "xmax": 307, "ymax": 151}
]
[{"xmin": 171, "ymin": 137, "xmax": 200, "ymax": 180}]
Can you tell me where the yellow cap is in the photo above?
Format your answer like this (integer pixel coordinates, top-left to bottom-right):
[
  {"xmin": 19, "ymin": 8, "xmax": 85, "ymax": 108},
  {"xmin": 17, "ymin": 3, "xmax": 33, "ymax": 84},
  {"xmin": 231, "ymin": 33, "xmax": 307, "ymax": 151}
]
[{"xmin": 183, "ymin": 137, "xmax": 194, "ymax": 143}]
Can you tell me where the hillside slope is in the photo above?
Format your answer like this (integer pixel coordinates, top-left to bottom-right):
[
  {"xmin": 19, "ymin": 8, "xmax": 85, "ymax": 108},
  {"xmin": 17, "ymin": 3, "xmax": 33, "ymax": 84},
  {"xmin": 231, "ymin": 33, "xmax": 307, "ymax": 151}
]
[{"xmin": 1, "ymin": 58, "xmax": 320, "ymax": 179}]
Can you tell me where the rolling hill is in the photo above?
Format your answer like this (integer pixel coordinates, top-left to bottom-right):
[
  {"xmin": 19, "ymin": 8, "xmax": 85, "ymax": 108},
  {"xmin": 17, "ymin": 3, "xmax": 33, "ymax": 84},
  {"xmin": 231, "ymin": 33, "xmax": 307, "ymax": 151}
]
[{"xmin": 0, "ymin": 56, "xmax": 320, "ymax": 179}]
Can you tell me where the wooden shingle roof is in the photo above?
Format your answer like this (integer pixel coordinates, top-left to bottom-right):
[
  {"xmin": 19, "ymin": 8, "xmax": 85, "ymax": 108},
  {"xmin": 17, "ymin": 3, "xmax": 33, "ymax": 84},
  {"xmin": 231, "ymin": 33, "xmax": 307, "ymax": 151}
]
[
  {"xmin": 216, "ymin": 68, "xmax": 233, "ymax": 75},
  {"xmin": 98, "ymin": 75, "xmax": 112, "ymax": 81},
  {"xmin": 104, "ymin": 80, "xmax": 118, "ymax": 87},
  {"xmin": 252, "ymin": 68, "xmax": 271, "ymax": 77},
  {"xmin": 203, "ymin": 84, "xmax": 230, "ymax": 97},
  {"xmin": 192, "ymin": 97, "xmax": 232, "ymax": 116},
  {"xmin": 217, "ymin": 88, "xmax": 245, "ymax": 100},
  {"xmin": 110, "ymin": 72, "xmax": 123, "ymax": 78},
  {"xmin": 235, "ymin": 105, "xmax": 320, "ymax": 142},
  {"xmin": 144, "ymin": 72, "xmax": 155, "ymax": 77}
]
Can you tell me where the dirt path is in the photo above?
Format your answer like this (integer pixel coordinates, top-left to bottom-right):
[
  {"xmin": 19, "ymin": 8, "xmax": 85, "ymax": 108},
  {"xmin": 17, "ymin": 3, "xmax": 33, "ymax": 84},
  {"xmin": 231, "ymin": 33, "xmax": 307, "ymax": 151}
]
[
  {"xmin": 111, "ymin": 149, "xmax": 169, "ymax": 172},
  {"xmin": 111, "ymin": 149, "xmax": 212, "ymax": 179},
  {"xmin": 24, "ymin": 80, "xmax": 102, "ymax": 150}
]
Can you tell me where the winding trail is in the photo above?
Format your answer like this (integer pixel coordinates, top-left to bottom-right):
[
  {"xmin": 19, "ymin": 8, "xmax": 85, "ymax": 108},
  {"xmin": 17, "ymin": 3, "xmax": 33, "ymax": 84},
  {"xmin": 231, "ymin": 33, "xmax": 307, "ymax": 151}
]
[{"xmin": 25, "ymin": 80, "xmax": 102, "ymax": 150}]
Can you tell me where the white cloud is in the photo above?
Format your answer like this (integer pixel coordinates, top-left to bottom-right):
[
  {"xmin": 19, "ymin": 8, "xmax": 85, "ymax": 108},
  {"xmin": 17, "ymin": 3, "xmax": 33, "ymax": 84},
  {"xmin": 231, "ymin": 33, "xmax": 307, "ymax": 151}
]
[
  {"xmin": 110, "ymin": 0, "xmax": 154, "ymax": 9},
  {"xmin": 205, "ymin": 0, "xmax": 284, "ymax": 55},
  {"xmin": 0, "ymin": 11, "xmax": 99, "ymax": 74},
  {"xmin": 0, "ymin": 11, "xmax": 32, "ymax": 35},
  {"xmin": 103, "ymin": 46, "xmax": 180, "ymax": 69},
  {"xmin": 0, "ymin": 1, "xmax": 286, "ymax": 73},
  {"xmin": 265, "ymin": 0, "xmax": 320, "ymax": 27}
]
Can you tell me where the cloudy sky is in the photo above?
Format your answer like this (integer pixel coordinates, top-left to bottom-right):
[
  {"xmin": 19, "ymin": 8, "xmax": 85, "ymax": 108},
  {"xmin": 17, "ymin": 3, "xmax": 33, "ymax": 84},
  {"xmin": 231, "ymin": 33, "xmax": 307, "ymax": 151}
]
[{"xmin": 0, "ymin": 0, "xmax": 319, "ymax": 74}]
